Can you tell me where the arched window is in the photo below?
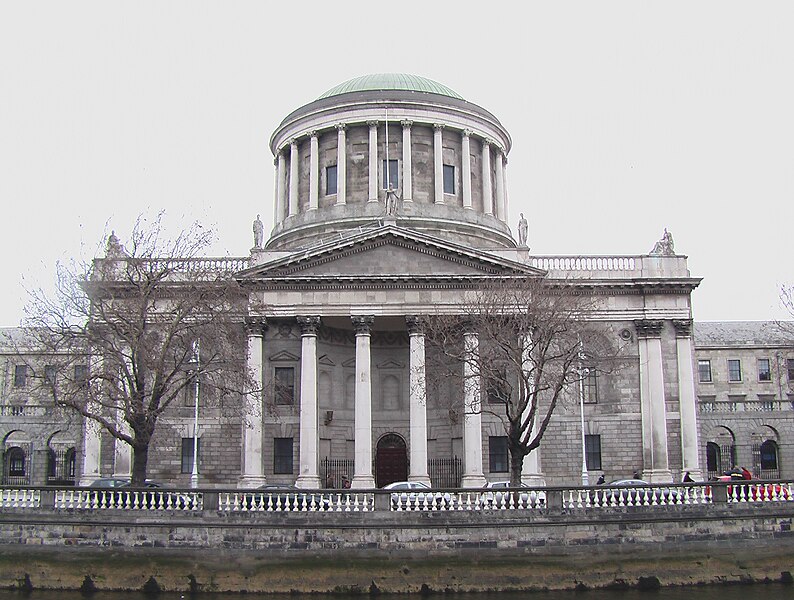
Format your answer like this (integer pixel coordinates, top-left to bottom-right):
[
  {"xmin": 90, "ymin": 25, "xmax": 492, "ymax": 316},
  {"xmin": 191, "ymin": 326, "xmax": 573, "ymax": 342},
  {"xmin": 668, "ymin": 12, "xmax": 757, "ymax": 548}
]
[
  {"xmin": 7, "ymin": 447, "xmax": 25, "ymax": 477},
  {"xmin": 759, "ymin": 440, "xmax": 779, "ymax": 474}
]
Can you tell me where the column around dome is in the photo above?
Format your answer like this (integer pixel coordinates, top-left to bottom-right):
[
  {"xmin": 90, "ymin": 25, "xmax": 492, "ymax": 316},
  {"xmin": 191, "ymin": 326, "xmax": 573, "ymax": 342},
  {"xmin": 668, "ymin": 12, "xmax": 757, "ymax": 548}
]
[
  {"xmin": 495, "ymin": 149, "xmax": 505, "ymax": 222},
  {"xmin": 401, "ymin": 120, "xmax": 413, "ymax": 202},
  {"xmin": 288, "ymin": 139, "xmax": 299, "ymax": 217},
  {"xmin": 335, "ymin": 123, "xmax": 346, "ymax": 205},
  {"xmin": 433, "ymin": 124, "xmax": 444, "ymax": 204},
  {"xmin": 368, "ymin": 121, "xmax": 378, "ymax": 203},
  {"xmin": 275, "ymin": 151, "xmax": 287, "ymax": 224},
  {"xmin": 481, "ymin": 138, "xmax": 493, "ymax": 216},
  {"xmin": 309, "ymin": 131, "xmax": 319, "ymax": 211},
  {"xmin": 461, "ymin": 130, "xmax": 472, "ymax": 210}
]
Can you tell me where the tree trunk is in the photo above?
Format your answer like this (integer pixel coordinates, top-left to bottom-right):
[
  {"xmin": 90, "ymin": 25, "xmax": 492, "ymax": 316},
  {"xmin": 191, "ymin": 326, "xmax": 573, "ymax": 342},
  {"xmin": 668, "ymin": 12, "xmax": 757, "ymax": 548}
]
[
  {"xmin": 131, "ymin": 443, "xmax": 150, "ymax": 486},
  {"xmin": 509, "ymin": 450, "xmax": 523, "ymax": 488}
]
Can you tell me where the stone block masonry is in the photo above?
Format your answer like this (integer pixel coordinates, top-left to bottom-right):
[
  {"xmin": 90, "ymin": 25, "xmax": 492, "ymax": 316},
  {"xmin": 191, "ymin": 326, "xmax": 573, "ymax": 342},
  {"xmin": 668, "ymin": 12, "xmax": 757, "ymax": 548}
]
[{"xmin": 0, "ymin": 503, "xmax": 793, "ymax": 594}]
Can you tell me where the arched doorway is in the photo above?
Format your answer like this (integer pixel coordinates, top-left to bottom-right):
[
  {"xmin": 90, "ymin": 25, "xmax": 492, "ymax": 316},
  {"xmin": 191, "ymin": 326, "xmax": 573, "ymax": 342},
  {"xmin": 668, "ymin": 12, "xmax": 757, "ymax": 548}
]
[{"xmin": 375, "ymin": 433, "xmax": 407, "ymax": 487}]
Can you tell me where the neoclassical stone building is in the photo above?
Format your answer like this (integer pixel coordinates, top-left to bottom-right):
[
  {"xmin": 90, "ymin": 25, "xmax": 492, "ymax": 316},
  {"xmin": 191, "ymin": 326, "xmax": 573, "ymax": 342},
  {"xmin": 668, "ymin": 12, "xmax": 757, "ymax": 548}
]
[{"xmin": 2, "ymin": 74, "xmax": 789, "ymax": 489}]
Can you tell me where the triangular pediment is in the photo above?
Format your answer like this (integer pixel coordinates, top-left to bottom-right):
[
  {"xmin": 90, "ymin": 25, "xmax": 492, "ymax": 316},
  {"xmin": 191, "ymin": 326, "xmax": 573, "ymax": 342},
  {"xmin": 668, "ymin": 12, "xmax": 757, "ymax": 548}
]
[
  {"xmin": 376, "ymin": 360, "xmax": 404, "ymax": 370},
  {"xmin": 318, "ymin": 354, "xmax": 336, "ymax": 366},
  {"xmin": 269, "ymin": 350, "xmax": 299, "ymax": 362},
  {"xmin": 238, "ymin": 225, "xmax": 543, "ymax": 282}
]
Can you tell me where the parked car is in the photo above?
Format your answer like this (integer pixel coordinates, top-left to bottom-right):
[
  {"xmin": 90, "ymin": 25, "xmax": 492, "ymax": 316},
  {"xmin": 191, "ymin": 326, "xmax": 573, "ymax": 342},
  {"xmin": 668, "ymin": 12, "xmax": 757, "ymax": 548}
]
[
  {"xmin": 482, "ymin": 481, "xmax": 545, "ymax": 508},
  {"xmin": 591, "ymin": 479, "xmax": 680, "ymax": 506},
  {"xmin": 239, "ymin": 484, "xmax": 330, "ymax": 511},
  {"xmin": 711, "ymin": 475, "xmax": 791, "ymax": 501},
  {"xmin": 383, "ymin": 481, "xmax": 452, "ymax": 510}
]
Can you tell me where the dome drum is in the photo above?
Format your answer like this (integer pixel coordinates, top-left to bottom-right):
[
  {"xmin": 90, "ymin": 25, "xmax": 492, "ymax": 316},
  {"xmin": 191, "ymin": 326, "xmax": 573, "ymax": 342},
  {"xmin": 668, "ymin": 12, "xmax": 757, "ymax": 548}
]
[{"xmin": 267, "ymin": 79, "xmax": 515, "ymax": 250}]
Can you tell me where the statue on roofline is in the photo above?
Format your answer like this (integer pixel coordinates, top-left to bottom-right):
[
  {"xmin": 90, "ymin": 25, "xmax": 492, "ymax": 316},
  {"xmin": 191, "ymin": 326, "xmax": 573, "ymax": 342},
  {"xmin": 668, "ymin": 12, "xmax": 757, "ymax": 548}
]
[
  {"xmin": 650, "ymin": 228, "xmax": 675, "ymax": 256},
  {"xmin": 253, "ymin": 214, "xmax": 264, "ymax": 249}
]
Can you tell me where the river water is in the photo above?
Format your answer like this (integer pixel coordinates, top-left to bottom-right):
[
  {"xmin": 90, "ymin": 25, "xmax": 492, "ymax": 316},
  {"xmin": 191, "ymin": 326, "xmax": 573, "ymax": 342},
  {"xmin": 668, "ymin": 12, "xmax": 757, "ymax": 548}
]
[{"xmin": 0, "ymin": 587, "xmax": 790, "ymax": 600}]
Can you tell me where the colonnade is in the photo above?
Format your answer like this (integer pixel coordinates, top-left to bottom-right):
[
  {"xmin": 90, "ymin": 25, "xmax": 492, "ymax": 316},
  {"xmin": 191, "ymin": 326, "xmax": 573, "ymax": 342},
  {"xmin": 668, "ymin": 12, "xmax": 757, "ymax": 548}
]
[{"xmin": 272, "ymin": 121, "xmax": 509, "ymax": 226}]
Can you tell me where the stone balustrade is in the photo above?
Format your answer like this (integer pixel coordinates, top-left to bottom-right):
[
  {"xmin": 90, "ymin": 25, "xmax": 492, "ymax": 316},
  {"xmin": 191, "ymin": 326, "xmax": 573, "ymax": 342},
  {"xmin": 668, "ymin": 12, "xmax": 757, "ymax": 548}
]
[{"xmin": 1, "ymin": 481, "xmax": 790, "ymax": 514}]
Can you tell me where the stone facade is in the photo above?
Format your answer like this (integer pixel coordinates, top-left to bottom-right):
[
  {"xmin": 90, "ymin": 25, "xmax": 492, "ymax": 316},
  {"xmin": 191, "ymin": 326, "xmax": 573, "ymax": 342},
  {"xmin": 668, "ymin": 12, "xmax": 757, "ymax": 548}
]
[{"xmin": 0, "ymin": 73, "xmax": 791, "ymax": 489}]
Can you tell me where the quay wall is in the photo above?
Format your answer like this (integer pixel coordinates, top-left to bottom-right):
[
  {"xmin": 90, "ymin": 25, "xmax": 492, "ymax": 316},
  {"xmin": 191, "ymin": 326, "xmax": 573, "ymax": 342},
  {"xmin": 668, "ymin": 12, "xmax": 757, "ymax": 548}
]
[{"xmin": 0, "ymin": 502, "xmax": 793, "ymax": 594}]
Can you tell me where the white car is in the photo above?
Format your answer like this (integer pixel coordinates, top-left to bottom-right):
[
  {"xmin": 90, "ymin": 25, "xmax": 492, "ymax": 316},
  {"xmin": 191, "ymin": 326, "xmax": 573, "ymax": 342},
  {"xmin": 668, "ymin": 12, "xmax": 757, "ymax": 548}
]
[
  {"xmin": 383, "ymin": 481, "xmax": 452, "ymax": 510},
  {"xmin": 483, "ymin": 481, "xmax": 545, "ymax": 508}
]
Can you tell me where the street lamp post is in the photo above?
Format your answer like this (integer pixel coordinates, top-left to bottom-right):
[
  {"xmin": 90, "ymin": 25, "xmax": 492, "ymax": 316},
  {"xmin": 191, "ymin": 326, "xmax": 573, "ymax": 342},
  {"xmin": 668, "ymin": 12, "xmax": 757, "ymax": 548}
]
[
  {"xmin": 191, "ymin": 339, "xmax": 200, "ymax": 489},
  {"xmin": 578, "ymin": 340, "xmax": 589, "ymax": 487}
]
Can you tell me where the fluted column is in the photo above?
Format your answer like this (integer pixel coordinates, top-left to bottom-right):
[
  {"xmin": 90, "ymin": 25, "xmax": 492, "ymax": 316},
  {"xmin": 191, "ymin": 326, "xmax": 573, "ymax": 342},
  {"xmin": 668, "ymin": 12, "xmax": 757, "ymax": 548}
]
[
  {"xmin": 288, "ymin": 139, "xmax": 299, "ymax": 217},
  {"xmin": 481, "ymin": 139, "xmax": 492, "ymax": 215},
  {"xmin": 461, "ymin": 130, "xmax": 472, "ymax": 209},
  {"xmin": 674, "ymin": 319, "xmax": 703, "ymax": 481},
  {"xmin": 461, "ymin": 329, "xmax": 486, "ymax": 487},
  {"xmin": 240, "ymin": 317, "xmax": 267, "ymax": 488},
  {"xmin": 295, "ymin": 316, "xmax": 321, "ymax": 489},
  {"xmin": 433, "ymin": 124, "xmax": 444, "ymax": 204},
  {"xmin": 495, "ymin": 149, "xmax": 506, "ymax": 222},
  {"xmin": 112, "ymin": 411, "xmax": 132, "ymax": 478},
  {"xmin": 502, "ymin": 157, "xmax": 510, "ymax": 221},
  {"xmin": 272, "ymin": 156, "xmax": 280, "ymax": 226},
  {"xmin": 401, "ymin": 120, "xmax": 413, "ymax": 202},
  {"xmin": 520, "ymin": 334, "xmax": 545, "ymax": 486},
  {"xmin": 276, "ymin": 151, "xmax": 287, "ymax": 223},
  {"xmin": 368, "ymin": 121, "xmax": 378, "ymax": 203},
  {"xmin": 78, "ymin": 355, "xmax": 102, "ymax": 485},
  {"xmin": 335, "ymin": 124, "xmax": 346, "ymax": 205},
  {"xmin": 351, "ymin": 316, "xmax": 376, "ymax": 488},
  {"xmin": 635, "ymin": 320, "xmax": 672, "ymax": 483},
  {"xmin": 406, "ymin": 316, "xmax": 430, "ymax": 485},
  {"xmin": 308, "ymin": 131, "xmax": 319, "ymax": 211}
]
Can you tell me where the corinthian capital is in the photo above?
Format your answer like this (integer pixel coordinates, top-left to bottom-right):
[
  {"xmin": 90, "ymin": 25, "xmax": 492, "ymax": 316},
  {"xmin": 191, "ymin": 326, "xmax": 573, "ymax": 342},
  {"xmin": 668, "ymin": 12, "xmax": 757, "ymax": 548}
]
[
  {"xmin": 634, "ymin": 319, "xmax": 664, "ymax": 338},
  {"xmin": 296, "ymin": 316, "xmax": 321, "ymax": 336},
  {"xmin": 672, "ymin": 319, "xmax": 693, "ymax": 338},
  {"xmin": 335, "ymin": 122, "xmax": 347, "ymax": 132},
  {"xmin": 351, "ymin": 315, "xmax": 375, "ymax": 335},
  {"xmin": 244, "ymin": 316, "xmax": 268, "ymax": 336}
]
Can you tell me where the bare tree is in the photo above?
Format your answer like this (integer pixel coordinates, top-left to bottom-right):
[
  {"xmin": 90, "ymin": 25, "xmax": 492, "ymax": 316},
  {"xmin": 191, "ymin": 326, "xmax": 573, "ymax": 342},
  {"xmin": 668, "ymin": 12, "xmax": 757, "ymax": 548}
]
[
  {"xmin": 423, "ymin": 275, "xmax": 622, "ymax": 487},
  {"xmin": 23, "ymin": 215, "xmax": 248, "ymax": 485}
]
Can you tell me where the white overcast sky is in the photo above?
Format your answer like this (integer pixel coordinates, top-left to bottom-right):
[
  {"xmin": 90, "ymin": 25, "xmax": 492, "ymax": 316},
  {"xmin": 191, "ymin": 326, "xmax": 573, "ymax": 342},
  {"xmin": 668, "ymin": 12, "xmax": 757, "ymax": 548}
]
[{"xmin": 1, "ymin": 2, "xmax": 792, "ymax": 326}]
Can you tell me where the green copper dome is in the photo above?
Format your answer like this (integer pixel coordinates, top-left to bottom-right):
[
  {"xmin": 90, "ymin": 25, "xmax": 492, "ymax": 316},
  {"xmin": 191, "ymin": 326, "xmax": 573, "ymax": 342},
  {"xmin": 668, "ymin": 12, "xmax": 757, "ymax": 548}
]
[{"xmin": 318, "ymin": 73, "xmax": 464, "ymax": 101}]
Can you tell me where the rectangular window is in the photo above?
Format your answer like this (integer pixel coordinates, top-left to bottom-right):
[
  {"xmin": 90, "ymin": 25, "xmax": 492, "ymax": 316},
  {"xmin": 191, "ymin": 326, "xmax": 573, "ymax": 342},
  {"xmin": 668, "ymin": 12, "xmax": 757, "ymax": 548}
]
[
  {"xmin": 582, "ymin": 370, "xmax": 598, "ymax": 404},
  {"xmin": 788, "ymin": 359, "xmax": 794, "ymax": 382},
  {"xmin": 44, "ymin": 365, "xmax": 56, "ymax": 385},
  {"xmin": 274, "ymin": 367, "xmax": 295, "ymax": 405},
  {"xmin": 697, "ymin": 359, "xmax": 712, "ymax": 383},
  {"xmin": 585, "ymin": 434, "xmax": 602, "ymax": 471},
  {"xmin": 274, "ymin": 437, "xmax": 294, "ymax": 474},
  {"xmin": 382, "ymin": 159, "xmax": 398, "ymax": 189},
  {"xmin": 443, "ymin": 164, "xmax": 455, "ymax": 194},
  {"xmin": 181, "ymin": 438, "xmax": 201, "ymax": 474},
  {"xmin": 488, "ymin": 436, "xmax": 509, "ymax": 473},
  {"xmin": 727, "ymin": 359, "xmax": 742, "ymax": 382},
  {"xmin": 757, "ymin": 358, "xmax": 772, "ymax": 382},
  {"xmin": 74, "ymin": 364, "xmax": 89, "ymax": 386},
  {"xmin": 13, "ymin": 365, "xmax": 27, "ymax": 388},
  {"xmin": 326, "ymin": 165, "xmax": 337, "ymax": 195}
]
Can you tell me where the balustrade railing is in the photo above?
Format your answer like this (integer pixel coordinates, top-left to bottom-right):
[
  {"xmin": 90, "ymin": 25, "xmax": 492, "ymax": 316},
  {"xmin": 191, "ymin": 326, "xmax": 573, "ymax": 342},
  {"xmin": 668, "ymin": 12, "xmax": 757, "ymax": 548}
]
[
  {"xmin": 700, "ymin": 399, "xmax": 793, "ymax": 413},
  {"xmin": 0, "ymin": 481, "xmax": 791, "ymax": 513}
]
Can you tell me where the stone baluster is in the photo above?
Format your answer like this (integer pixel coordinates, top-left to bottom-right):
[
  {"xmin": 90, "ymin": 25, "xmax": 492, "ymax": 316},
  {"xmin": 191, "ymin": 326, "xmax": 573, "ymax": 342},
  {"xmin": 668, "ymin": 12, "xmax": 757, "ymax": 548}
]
[{"xmin": 295, "ymin": 316, "xmax": 321, "ymax": 489}]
